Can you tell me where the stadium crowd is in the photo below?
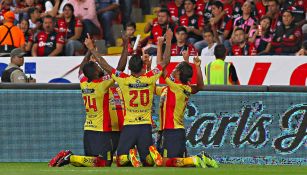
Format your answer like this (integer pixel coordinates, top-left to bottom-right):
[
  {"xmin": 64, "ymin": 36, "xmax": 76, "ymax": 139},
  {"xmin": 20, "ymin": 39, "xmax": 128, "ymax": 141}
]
[{"xmin": 0, "ymin": 0, "xmax": 306, "ymax": 57}]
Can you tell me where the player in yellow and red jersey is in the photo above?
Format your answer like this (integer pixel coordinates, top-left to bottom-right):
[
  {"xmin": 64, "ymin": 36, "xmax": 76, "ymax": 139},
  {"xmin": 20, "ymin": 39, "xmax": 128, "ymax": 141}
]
[
  {"xmin": 150, "ymin": 51, "xmax": 218, "ymax": 168},
  {"xmin": 84, "ymin": 30, "xmax": 173, "ymax": 167},
  {"xmin": 49, "ymin": 34, "xmax": 129, "ymax": 168}
]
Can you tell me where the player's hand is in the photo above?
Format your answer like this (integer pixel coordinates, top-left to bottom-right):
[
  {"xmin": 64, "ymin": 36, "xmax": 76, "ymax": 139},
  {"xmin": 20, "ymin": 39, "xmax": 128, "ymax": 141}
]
[
  {"xmin": 165, "ymin": 28, "xmax": 173, "ymax": 42},
  {"xmin": 84, "ymin": 33, "xmax": 95, "ymax": 50},
  {"xmin": 193, "ymin": 54, "xmax": 201, "ymax": 67},
  {"xmin": 182, "ymin": 49, "xmax": 189, "ymax": 62},
  {"xmin": 296, "ymin": 49, "xmax": 305, "ymax": 56},
  {"xmin": 157, "ymin": 36, "xmax": 164, "ymax": 46}
]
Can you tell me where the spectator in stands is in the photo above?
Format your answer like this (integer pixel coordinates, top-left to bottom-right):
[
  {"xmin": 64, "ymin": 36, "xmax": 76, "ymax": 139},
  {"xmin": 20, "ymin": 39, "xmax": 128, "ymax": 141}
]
[
  {"xmin": 179, "ymin": 0, "xmax": 204, "ymax": 44},
  {"xmin": 296, "ymin": 40, "xmax": 307, "ymax": 56},
  {"xmin": 231, "ymin": 27, "xmax": 257, "ymax": 56},
  {"xmin": 68, "ymin": 0, "xmax": 101, "ymax": 38},
  {"xmin": 281, "ymin": 0, "xmax": 306, "ymax": 25},
  {"xmin": 270, "ymin": 9, "xmax": 302, "ymax": 55},
  {"xmin": 167, "ymin": 0, "xmax": 185, "ymax": 23},
  {"xmin": 205, "ymin": 44, "xmax": 239, "ymax": 85},
  {"xmin": 222, "ymin": 0, "xmax": 244, "ymax": 19},
  {"xmin": 55, "ymin": 3, "xmax": 83, "ymax": 56},
  {"xmin": 13, "ymin": 0, "xmax": 37, "ymax": 21},
  {"xmin": 195, "ymin": 0, "xmax": 213, "ymax": 25},
  {"xmin": 248, "ymin": 16, "xmax": 272, "ymax": 55},
  {"xmin": 195, "ymin": 1, "xmax": 232, "ymax": 52},
  {"xmin": 28, "ymin": 7, "xmax": 42, "ymax": 33},
  {"xmin": 18, "ymin": 18, "xmax": 34, "ymax": 55},
  {"xmin": 233, "ymin": 1, "xmax": 257, "ymax": 36},
  {"xmin": 266, "ymin": 0, "xmax": 282, "ymax": 33},
  {"xmin": 201, "ymin": 28, "xmax": 218, "ymax": 56},
  {"xmin": 171, "ymin": 26, "xmax": 197, "ymax": 56},
  {"xmin": 32, "ymin": 15, "xmax": 64, "ymax": 56},
  {"xmin": 150, "ymin": 8, "xmax": 174, "ymax": 44},
  {"xmin": 1, "ymin": 48, "xmax": 35, "ymax": 83},
  {"xmin": 125, "ymin": 21, "xmax": 137, "ymax": 55},
  {"xmin": 0, "ymin": 11, "xmax": 25, "ymax": 55},
  {"xmin": 255, "ymin": 0, "xmax": 268, "ymax": 20},
  {"xmin": 96, "ymin": 0, "xmax": 119, "ymax": 47}
]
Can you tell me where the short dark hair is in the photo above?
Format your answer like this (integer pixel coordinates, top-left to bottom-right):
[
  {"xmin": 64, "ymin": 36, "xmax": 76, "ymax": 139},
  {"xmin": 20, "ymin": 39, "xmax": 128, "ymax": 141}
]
[
  {"xmin": 43, "ymin": 15, "xmax": 55, "ymax": 23},
  {"xmin": 234, "ymin": 27, "xmax": 244, "ymax": 33},
  {"xmin": 212, "ymin": 1, "xmax": 224, "ymax": 10},
  {"xmin": 128, "ymin": 55, "xmax": 143, "ymax": 74},
  {"xmin": 184, "ymin": 0, "xmax": 196, "ymax": 4},
  {"xmin": 268, "ymin": 0, "xmax": 279, "ymax": 6},
  {"xmin": 214, "ymin": 44, "xmax": 227, "ymax": 59},
  {"xmin": 177, "ymin": 62, "xmax": 193, "ymax": 84},
  {"xmin": 125, "ymin": 21, "xmax": 136, "ymax": 30},
  {"xmin": 159, "ymin": 8, "xmax": 171, "ymax": 17},
  {"xmin": 82, "ymin": 62, "xmax": 103, "ymax": 82},
  {"xmin": 203, "ymin": 27, "xmax": 213, "ymax": 35},
  {"xmin": 282, "ymin": 9, "xmax": 294, "ymax": 16},
  {"xmin": 63, "ymin": 3, "xmax": 74, "ymax": 14},
  {"xmin": 176, "ymin": 26, "xmax": 187, "ymax": 33}
]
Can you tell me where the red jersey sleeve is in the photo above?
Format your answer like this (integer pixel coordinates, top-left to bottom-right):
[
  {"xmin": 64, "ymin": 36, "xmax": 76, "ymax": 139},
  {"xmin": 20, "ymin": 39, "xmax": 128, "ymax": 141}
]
[
  {"xmin": 75, "ymin": 18, "xmax": 83, "ymax": 27},
  {"xmin": 56, "ymin": 33, "xmax": 65, "ymax": 44}
]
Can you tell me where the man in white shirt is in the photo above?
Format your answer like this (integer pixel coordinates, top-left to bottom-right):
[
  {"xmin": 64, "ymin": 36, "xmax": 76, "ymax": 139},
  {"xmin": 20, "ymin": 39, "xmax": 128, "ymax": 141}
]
[{"xmin": 201, "ymin": 29, "xmax": 217, "ymax": 56}]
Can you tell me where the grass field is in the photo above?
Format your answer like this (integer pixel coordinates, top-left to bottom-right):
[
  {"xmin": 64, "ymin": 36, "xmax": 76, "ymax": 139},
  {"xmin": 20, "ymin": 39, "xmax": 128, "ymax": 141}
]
[{"xmin": 0, "ymin": 163, "xmax": 306, "ymax": 175}]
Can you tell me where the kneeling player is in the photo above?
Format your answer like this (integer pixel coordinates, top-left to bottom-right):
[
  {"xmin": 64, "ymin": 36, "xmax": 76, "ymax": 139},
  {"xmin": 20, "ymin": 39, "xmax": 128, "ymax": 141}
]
[
  {"xmin": 49, "ymin": 35, "xmax": 129, "ymax": 167},
  {"xmin": 151, "ymin": 53, "xmax": 218, "ymax": 168}
]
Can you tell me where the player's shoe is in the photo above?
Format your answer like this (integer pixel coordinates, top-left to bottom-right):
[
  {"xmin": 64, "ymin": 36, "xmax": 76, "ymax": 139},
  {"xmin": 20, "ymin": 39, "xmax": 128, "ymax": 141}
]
[
  {"xmin": 193, "ymin": 155, "xmax": 207, "ymax": 168},
  {"xmin": 48, "ymin": 150, "xmax": 72, "ymax": 167},
  {"xmin": 149, "ymin": 145, "xmax": 163, "ymax": 166},
  {"xmin": 129, "ymin": 149, "xmax": 142, "ymax": 167},
  {"xmin": 56, "ymin": 150, "xmax": 73, "ymax": 167},
  {"xmin": 199, "ymin": 151, "xmax": 218, "ymax": 168}
]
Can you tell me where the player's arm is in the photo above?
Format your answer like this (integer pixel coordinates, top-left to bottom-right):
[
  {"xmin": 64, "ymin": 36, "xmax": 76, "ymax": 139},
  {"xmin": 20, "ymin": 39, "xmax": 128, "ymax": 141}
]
[
  {"xmin": 79, "ymin": 50, "xmax": 92, "ymax": 75},
  {"xmin": 116, "ymin": 33, "xmax": 129, "ymax": 71},
  {"xmin": 84, "ymin": 33, "xmax": 114, "ymax": 74},
  {"xmin": 159, "ymin": 28, "xmax": 173, "ymax": 69},
  {"xmin": 191, "ymin": 56, "xmax": 205, "ymax": 94}
]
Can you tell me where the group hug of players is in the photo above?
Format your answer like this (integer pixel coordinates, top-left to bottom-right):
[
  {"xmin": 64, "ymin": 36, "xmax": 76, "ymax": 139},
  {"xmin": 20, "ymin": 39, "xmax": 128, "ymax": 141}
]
[{"xmin": 48, "ymin": 30, "xmax": 218, "ymax": 168}]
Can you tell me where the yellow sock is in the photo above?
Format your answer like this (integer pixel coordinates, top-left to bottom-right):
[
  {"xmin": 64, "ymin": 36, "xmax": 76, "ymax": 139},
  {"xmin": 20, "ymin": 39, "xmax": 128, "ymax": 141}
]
[
  {"xmin": 145, "ymin": 154, "xmax": 155, "ymax": 166},
  {"xmin": 117, "ymin": 155, "xmax": 130, "ymax": 166},
  {"xmin": 183, "ymin": 157, "xmax": 195, "ymax": 166},
  {"xmin": 70, "ymin": 155, "xmax": 96, "ymax": 167}
]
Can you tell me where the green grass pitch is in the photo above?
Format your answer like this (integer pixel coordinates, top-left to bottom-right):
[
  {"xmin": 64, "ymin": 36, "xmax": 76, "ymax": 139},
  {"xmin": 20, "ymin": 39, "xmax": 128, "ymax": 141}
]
[{"xmin": 0, "ymin": 163, "xmax": 306, "ymax": 175}]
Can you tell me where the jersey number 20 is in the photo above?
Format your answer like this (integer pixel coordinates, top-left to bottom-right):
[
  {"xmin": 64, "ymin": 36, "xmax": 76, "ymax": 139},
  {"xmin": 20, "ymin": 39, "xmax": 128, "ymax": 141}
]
[{"xmin": 129, "ymin": 89, "xmax": 149, "ymax": 107}]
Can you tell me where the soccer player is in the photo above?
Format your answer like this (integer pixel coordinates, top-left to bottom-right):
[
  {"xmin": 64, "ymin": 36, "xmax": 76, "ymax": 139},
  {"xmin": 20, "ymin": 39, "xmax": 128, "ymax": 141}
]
[
  {"xmin": 84, "ymin": 29, "xmax": 173, "ymax": 167},
  {"xmin": 49, "ymin": 34, "xmax": 129, "ymax": 167},
  {"xmin": 151, "ymin": 51, "xmax": 218, "ymax": 168}
]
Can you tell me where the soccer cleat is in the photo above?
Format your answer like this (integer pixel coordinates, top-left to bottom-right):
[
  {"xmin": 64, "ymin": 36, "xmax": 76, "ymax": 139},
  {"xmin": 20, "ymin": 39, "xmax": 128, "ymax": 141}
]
[
  {"xmin": 56, "ymin": 150, "xmax": 73, "ymax": 167},
  {"xmin": 149, "ymin": 145, "xmax": 163, "ymax": 166},
  {"xmin": 193, "ymin": 155, "xmax": 206, "ymax": 168},
  {"xmin": 200, "ymin": 151, "xmax": 219, "ymax": 168},
  {"xmin": 48, "ymin": 150, "xmax": 72, "ymax": 167},
  {"xmin": 129, "ymin": 149, "xmax": 142, "ymax": 167}
]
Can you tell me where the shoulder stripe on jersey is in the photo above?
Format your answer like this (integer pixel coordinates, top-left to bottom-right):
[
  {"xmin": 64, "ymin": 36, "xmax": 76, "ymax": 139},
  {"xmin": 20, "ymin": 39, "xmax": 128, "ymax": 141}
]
[{"xmin": 103, "ymin": 92, "xmax": 112, "ymax": 131}]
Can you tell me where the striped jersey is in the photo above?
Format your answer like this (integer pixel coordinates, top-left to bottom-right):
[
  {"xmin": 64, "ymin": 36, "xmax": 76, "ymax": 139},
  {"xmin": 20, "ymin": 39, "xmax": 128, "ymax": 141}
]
[
  {"xmin": 156, "ymin": 77, "xmax": 192, "ymax": 130},
  {"xmin": 111, "ymin": 65, "xmax": 163, "ymax": 125},
  {"xmin": 79, "ymin": 74, "xmax": 125, "ymax": 132}
]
